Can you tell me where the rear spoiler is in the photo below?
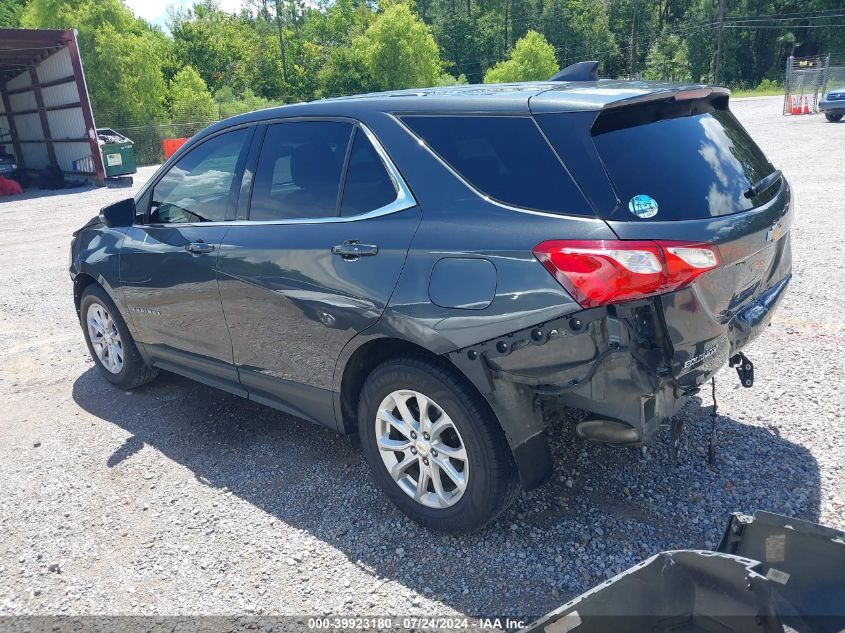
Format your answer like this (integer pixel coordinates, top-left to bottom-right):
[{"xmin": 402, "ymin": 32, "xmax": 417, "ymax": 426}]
[
  {"xmin": 590, "ymin": 86, "xmax": 733, "ymax": 136},
  {"xmin": 603, "ymin": 85, "xmax": 732, "ymax": 110}
]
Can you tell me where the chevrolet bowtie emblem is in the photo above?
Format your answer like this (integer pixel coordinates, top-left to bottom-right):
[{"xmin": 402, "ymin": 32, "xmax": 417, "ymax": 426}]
[{"xmin": 766, "ymin": 222, "xmax": 784, "ymax": 243}]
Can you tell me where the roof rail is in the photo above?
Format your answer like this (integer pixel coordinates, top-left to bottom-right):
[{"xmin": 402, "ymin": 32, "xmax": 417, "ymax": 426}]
[{"xmin": 549, "ymin": 61, "xmax": 599, "ymax": 82}]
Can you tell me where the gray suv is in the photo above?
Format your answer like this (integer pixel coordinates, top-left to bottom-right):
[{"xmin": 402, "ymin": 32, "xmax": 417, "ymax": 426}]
[{"xmin": 70, "ymin": 68, "xmax": 792, "ymax": 533}]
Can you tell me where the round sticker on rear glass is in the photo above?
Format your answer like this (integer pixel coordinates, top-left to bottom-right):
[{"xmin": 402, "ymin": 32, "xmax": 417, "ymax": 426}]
[{"xmin": 628, "ymin": 194, "xmax": 659, "ymax": 219}]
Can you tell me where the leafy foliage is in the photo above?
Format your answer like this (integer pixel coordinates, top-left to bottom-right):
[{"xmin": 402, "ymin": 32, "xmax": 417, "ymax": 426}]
[
  {"xmin": 644, "ymin": 31, "xmax": 691, "ymax": 81},
  {"xmin": 22, "ymin": 0, "xmax": 167, "ymax": 125},
  {"xmin": 168, "ymin": 66, "xmax": 217, "ymax": 123},
  {"xmin": 16, "ymin": 0, "xmax": 845, "ymax": 164},
  {"xmin": 0, "ymin": 0, "xmax": 23, "ymax": 27},
  {"xmin": 484, "ymin": 30, "xmax": 559, "ymax": 83},
  {"xmin": 215, "ymin": 87, "xmax": 278, "ymax": 119},
  {"xmin": 358, "ymin": 4, "xmax": 442, "ymax": 90}
]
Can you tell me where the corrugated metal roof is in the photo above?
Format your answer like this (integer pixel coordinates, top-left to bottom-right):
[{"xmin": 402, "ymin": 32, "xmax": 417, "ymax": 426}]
[
  {"xmin": 9, "ymin": 90, "xmax": 36, "ymax": 112},
  {"xmin": 16, "ymin": 112, "xmax": 42, "ymax": 140},
  {"xmin": 42, "ymin": 81, "xmax": 78, "ymax": 108},
  {"xmin": 0, "ymin": 29, "xmax": 72, "ymax": 83},
  {"xmin": 35, "ymin": 47, "xmax": 73, "ymax": 84},
  {"xmin": 47, "ymin": 107, "xmax": 86, "ymax": 141}
]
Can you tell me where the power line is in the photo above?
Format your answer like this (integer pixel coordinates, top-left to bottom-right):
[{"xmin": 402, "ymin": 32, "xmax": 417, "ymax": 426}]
[
  {"xmin": 723, "ymin": 23, "xmax": 845, "ymax": 29},
  {"xmin": 725, "ymin": 15, "xmax": 845, "ymax": 25}
]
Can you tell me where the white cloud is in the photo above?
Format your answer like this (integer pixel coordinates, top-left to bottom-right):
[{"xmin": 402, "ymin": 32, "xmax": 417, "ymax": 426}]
[{"xmin": 125, "ymin": 0, "xmax": 245, "ymax": 27}]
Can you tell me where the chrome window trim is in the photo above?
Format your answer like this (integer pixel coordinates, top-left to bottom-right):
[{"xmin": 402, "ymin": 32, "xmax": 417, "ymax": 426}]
[{"xmin": 142, "ymin": 120, "xmax": 417, "ymax": 228}]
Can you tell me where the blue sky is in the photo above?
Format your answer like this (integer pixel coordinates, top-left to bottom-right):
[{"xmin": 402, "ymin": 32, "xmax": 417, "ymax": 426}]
[{"xmin": 125, "ymin": 0, "xmax": 244, "ymax": 28}]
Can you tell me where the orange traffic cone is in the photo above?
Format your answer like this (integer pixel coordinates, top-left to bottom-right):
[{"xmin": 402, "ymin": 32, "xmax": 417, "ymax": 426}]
[
  {"xmin": 791, "ymin": 95, "xmax": 800, "ymax": 115},
  {"xmin": 803, "ymin": 95, "xmax": 811, "ymax": 114}
]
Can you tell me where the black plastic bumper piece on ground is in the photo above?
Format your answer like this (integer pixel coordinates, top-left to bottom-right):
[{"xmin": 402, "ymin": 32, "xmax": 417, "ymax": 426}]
[{"xmin": 522, "ymin": 511, "xmax": 845, "ymax": 633}]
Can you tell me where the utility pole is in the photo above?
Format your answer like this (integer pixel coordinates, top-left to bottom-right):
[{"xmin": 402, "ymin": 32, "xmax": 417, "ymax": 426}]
[
  {"xmin": 503, "ymin": 0, "xmax": 510, "ymax": 51},
  {"xmin": 629, "ymin": 0, "xmax": 641, "ymax": 77},
  {"xmin": 273, "ymin": 0, "xmax": 288, "ymax": 83},
  {"xmin": 714, "ymin": 0, "xmax": 725, "ymax": 84}
]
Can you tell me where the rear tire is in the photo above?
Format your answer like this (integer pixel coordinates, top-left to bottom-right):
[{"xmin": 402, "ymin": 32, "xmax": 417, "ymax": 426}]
[
  {"xmin": 825, "ymin": 113, "xmax": 843, "ymax": 122},
  {"xmin": 79, "ymin": 284, "xmax": 158, "ymax": 389},
  {"xmin": 358, "ymin": 355, "xmax": 520, "ymax": 533}
]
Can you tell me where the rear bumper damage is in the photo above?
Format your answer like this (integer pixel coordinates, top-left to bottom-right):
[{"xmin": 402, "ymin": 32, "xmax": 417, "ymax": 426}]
[{"xmin": 448, "ymin": 273, "xmax": 791, "ymax": 489}]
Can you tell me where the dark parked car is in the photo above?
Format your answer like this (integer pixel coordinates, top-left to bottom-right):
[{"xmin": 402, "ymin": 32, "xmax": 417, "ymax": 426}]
[
  {"xmin": 70, "ymin": 67, "xmax": 792, "ymax": 533},
  {"xmin": 819, "ymin": 88, "xmax": 845, "ymax": 121}
]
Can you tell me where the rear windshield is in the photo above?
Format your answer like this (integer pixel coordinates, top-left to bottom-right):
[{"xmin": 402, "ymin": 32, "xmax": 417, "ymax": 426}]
[
  {"xmin": 402, "ymin": 115, "xmax": 593, "ymax": 216},
  {"xmin": 592, "ymin": 106, "xmax": 777, "ymax": 220}
]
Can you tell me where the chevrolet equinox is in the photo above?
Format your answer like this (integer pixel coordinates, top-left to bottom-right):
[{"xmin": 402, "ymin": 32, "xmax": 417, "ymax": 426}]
[{"xmin": 70, "ymin": 64, "xmax": 792, "ymax": 533}]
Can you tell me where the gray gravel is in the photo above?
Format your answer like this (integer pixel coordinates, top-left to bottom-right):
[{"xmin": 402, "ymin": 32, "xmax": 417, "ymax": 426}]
[{"xmin": 0, "ymin": 97, "xmax": 843, "ymax": 620}]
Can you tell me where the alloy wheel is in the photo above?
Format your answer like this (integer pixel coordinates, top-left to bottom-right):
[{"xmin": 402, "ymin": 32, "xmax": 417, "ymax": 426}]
[
  {"xmin": 86, "ymin": 302, "xmax": 124, "ymax": 374},
  {"xmin": 374, "ymin": 389, "xmax": 469, "ymax": 509}
]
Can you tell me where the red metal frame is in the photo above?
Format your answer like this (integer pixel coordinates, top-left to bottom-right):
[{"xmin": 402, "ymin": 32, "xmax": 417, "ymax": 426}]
[
  {"xmin": 0, "ymin": 87, "xmax": 23, "ymax": 168},
  {"xmin": 29, "ymin": 66, "xmax": 57, "ymax": 165},
  {"xmin": 65, "ymin": 29, "xmax": 105, "ymax": 184}
]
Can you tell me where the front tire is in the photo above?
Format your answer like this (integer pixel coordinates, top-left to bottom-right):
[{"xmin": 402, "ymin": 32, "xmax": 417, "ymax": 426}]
[
  {"xmin": 825, "ymin": 112, "xmax": 843, "ymax": 122},
  {"xmin": 358, "ymin": 355, "xmax": 520, "ymax": 533},
  {"xmin": 79, "ymin": 284, "xmax": 158, "ymax": 389}
]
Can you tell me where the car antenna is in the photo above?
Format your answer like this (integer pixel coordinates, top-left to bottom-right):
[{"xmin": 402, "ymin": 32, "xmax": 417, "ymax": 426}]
[{"xmin": 549, "ymin": 61, "xmax": 600, "ymax": 82}]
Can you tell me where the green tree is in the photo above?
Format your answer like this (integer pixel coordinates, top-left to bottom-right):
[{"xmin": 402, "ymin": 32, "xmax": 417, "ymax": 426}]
[
  {"xmin": 0, "ymin": 0, "xmax": 24, "ymax": 27},
  {"xmin": 169, "ymin": 2, "xmax": 261, "ymax": 94},
  {"xmin": 318, "ymin": 45, "xmax": 379, "ymax": 97},
  {"xmin": 215, "ymin": 87, "xmax": 278, "ymax": 118},
  {"xmin": 22, "ymin": 0, "xmax": 167, "ymax": 126},
  {"xmin": 437, "ymin": 72, "xmax": 468, "ymax": 85},
  {"xmin": 168, "ymin": 66, "xmax": 217, "ymax": 124},
  {"xmin": 357, "ymin": 3, "xmax": 442, "ymax": 90},
  {"xmin": 644, "ymin": 30, "xmax": 691, "ymax": 81},
  {"xmin": 540, "ymin": 0, "xmax": 617, "ymax": 72},
  {"xmin": 483, "ymin": 30, "xmax": 558, "ymax": 83}
]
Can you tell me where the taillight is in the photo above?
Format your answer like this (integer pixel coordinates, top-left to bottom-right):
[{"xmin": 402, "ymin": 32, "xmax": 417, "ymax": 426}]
[{"xmin": 533, "ymin": 240, "xmax": 721, "ymax": 308}]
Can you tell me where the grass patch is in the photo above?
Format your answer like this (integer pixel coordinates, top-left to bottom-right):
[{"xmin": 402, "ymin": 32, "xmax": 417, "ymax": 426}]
[
  {"xmin": 730, "ymin": 79, "xmax": 783, "ymax": 99},
  {"xmin": 730, "ymin": 87, "xmax": 784, "ymax": 98}
]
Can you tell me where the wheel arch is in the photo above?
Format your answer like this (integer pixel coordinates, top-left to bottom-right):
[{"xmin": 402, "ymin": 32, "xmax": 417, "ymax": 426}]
[
  {"xmin": 335, "ymin": 334, "xmax": 553, "ymax": 491},
  {"xmin": 337, "ymin": 337, "xmax": 444, "ymax": 435},
  {"xmin": 73, "ymin": 272, "xmax": 101, "ymax": 315},
  {"xmin": 73, "ymin": 271, "xmax": 140, "ymax": 344}
]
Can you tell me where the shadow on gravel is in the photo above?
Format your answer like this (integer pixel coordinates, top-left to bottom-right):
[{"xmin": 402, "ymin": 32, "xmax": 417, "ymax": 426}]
[
  {"xmin": 72, "ymin": 367, "xmax": 821, "ymax": 619},
  {"xmin": 0, "ymin": 185, "xmax": 95, "ymax": 204}
]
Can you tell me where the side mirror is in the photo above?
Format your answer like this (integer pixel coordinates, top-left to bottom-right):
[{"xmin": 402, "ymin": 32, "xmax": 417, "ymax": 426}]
[{"xmin": 99, "ymin": 198, "xmax": 136, "ymax": 228}]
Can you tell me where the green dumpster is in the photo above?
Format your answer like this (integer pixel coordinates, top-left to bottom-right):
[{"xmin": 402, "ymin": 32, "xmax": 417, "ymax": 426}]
[{"xmin": 97, "ymin": 128, "xmax": 137, "ymax": 177}]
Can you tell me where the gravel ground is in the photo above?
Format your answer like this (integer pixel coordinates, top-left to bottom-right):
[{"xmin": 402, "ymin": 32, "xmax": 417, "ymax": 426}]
[{"xmin": 0, "ymin": 97, "xmax": 843, "ymax": 622}]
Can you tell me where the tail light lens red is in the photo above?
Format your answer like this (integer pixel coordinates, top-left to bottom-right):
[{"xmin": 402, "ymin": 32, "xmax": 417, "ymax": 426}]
[{"xmin": 533, "ymin": 240, "xmax": 721, "ymax": 308}]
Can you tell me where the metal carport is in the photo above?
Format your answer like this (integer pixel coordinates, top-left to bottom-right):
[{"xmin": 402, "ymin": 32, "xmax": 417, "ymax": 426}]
[{"xmin": 0, "ymin": 28, "xmax": 105, "ymax": 185}]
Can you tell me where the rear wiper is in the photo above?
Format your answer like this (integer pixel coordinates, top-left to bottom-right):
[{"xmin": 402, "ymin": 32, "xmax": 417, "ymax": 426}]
[{"xmin": 744, "ymin": 169, "xmax": 782, "ymax": 199}]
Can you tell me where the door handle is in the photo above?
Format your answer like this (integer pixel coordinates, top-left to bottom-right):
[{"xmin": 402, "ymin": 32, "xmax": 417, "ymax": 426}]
[
  {"xmin": 186, "ymin": 241, "xmax": 214, "ymax": 254},
  {"xmin": 331, "ymin": 241, "xmax": 378, "ymax": 260}
]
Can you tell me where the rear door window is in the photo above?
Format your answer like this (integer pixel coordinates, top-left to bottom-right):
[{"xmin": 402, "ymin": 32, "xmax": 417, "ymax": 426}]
[
  {"xmin": 591, "ymin": 105, "xmax": 777, "ymax": 220},
  {"xmin": 401, "ymin": 115, "xmax": 593, "ymax": 216},
  {"xmin": 249, "ymin": 121, "xmax": 353, "ymax": 221}
]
